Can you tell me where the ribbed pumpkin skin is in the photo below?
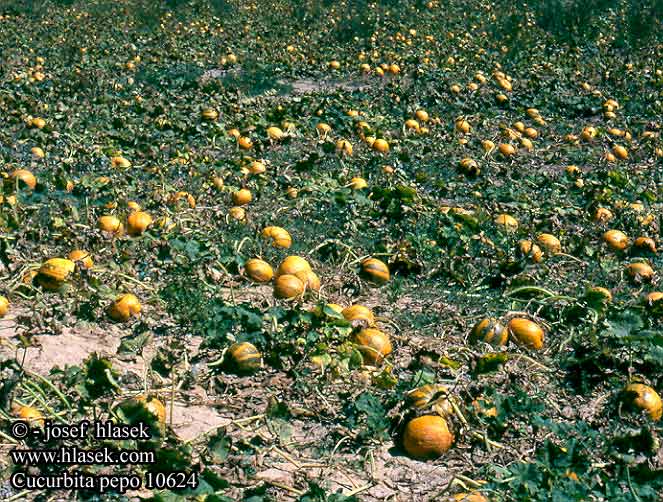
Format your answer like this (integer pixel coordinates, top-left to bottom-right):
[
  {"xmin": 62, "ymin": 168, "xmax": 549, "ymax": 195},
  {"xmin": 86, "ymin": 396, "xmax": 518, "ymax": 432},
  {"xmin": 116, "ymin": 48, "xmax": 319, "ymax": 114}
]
[
  {"xmin": 133, "ymin": 395, "xmax": 167, "ymax": 425},
  {"xmin": 634, "ymin": 237, "xmax": 656, "ymax": 253},
  {"xmin": 0, "ymin": 296, "xmax": 9, "ymax": 317},
  {"xmin": 627, "ymin": 262, "xmax": 654, "ymax": 281},
  {"xmin": 470, "ymin": 318, "xmax": 508, "ymax": 346},
  {"xmin": 245, "ymin": 259, "xmax": 273, "ymax": 283},
  {"xmin": 228, "ymin": 342, "xmax": 262, "ymax": 372},
  {"xmin": 508, "ymin": 318, "xmax": 544, "ymax": 350},
  {"xmin": 11, "ymin": 169, "xmax": 37, "ymax": 189},
  {"xmin": 16, "ymin": 405, "xmax": 44, "ymax": 426},
  {"xmin": 262, "ymin": 226, "xmax": 292, "ymax": 248},
  {"xmin": 37, "ymin": 258, "xmax": 76, "ymax": 289},
  {"xmin": 353, "ymin": 328, "xmax": 392, "ymax": 365},
  {"xmin": 127, "ymin": 211, "xmax": 153, "ymax": 236},
  {"xmin": 624, "ymin": 383, "xmax": 662, "ymax": 421},
  {"xmin": 274, "ymin": 274, "xmax": 305, "ymax": 299},
  {"xmin": 603, "ymin": 230, "xmax": 629, "ymax": 251},
  {"xmin": 402, "ymin": 415, "xmax": 454, "ymax": 459},
  {"xmin": 109, "ymin": 294, "xmax": 141, "ymax": 322},
  {"xmin": 361, "ymin": 258, "xmax": 390, "ymax": 284},
  {"xmin": 68, "ymin": 249, "xmax": 94, "ymax": 269},
  {"xmin": 276, "ymin": 256, "xmax": 311, "ymax": 277},
  {"xmin": 494, "ymin": 213, "xmax": 518, "ymax": 231},
  {"xmin": 342, "ymin": 305, "xmax": 375, "ymax": 325},
  {"xmin": 294, "ymin": 270, "xmax": 320, "ymax": 291},
  {"xmin": 233, "ymin": 189, "xmax": 252, "ymax": 206},
  {"xmin": 406, "ymin": 384, "xmax": 453, "ymax": 416},
  {"xmin": 518, "ymin": 240, "xmax": 543, "ymax": 262},
  {"xmin": 98, "ymin": 215, "xmax": 124, "ymax": 234}
]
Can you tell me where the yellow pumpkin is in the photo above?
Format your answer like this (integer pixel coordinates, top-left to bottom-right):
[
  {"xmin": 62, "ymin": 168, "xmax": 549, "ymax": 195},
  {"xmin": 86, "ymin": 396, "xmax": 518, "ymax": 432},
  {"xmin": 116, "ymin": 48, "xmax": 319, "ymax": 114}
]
[
  {"xmin": 127, "ymin": 211, "xmax": 153, "ymax": 236},
  {"xmin": 508, "ymin": 318, "xmax": 544, "ymax": 350},
  {"xmin": 201, "ymin": 108, "xmax": 219, "ymax": 121},
  {"xmin": 634, "ymin": 237, "xmax": 656, "ymax": 253},
  {"xmin": 518, "ymin": 240, "xmax": 543, "ymax": 263},
  {"xmin": 336, "ymin": 139, "xmax": 353, "ymax": 156},
  {"xmin": 402, "ymin": 415, "xmax": 454, "ymax": 459},
  {"xmin": 406, "ymin": 384, "xmax": 453, "ymax": 416},
  {"xmin": 14, "ymin": 404, "xmax": 44, "ymax": 427},
  {"xmin": 133, "ymin": 395, "xmax": 167, "ymax": 426},
  {"xmin": 498, "ymin": 143, "xmax": 516, "ymax": 156},
  {"xmin": 494, "ymin": 213, "xmax": 518, "ymax": 231},
  {"xmin": 249, "ymin": 161, "xmax": 266, "ymax": 174},
  {"xmin": 276, "ymin": 256, "xmax": 311, "ymax": 277},
  {"xmin": 459, "ymin": 158, "xmax": 479, "ymax": 176},
  {"xmin": 111, "ymin": 156, "xmax": 132, "ymax": 169},
  {"xmin": 68, "ymin": 249, "xmax": 93, "ymax": 269},
  {"xmin": 232, "ymin": 189, "xmax": 252, "ymax": 206},
  {"xmin": 612, "ymin": 145, "xmax": 628, "ymax": 160},
  {"xmin": 536, "ymin": 234, "xmax": 561, "ymax": 254},
  {"xmin": 237, "ymin": 136, "xmax": 253, "ymax": 150},
  {"xmin": 37, "ymin": 258, "xmax": 76, "ymax": 289},
  {"xmin": 98, "ymin": 215, "xmax": 124, "ymax": 235},
  {"xmin": 227, "ymin": 342, "xmax": 262, "ymax": 372},
  {"xmin": 11, "ymin": 169, "xmax": 37, "ymax": 189},
  {"xmin": 228, "ymin": 206, "xmax": 246, "ymax": 221},
  {"xmin": 415, "ymin": 110, "xmax": 429, "ymax": 122},
  {"xmin": 342, "ymin": 305, "xmax": 375, "ymax": 325},
  {"xmin": 593, "ymin": 207, "xmax": 613, "ymax": 222},
  {"xmin": 262, "ymin": 226, "xmax": 292, "ymax": 248},
  {"xmin": 0, "ymin": 296, "xmax": 9, "ymax": 317},
  {"xmin": 372, "ymin": 138, "xmax": 390, "ymax": 153},
  {"xmin": 455, "ymin": 118, "xmax": 470, "ymax": 133},
  {"xmin": 470, "ymin": 318, "xmax": 508, "ymax": 346},
  {"xmin": 350, "ymin": 177, "xmax": 368, "ymax": 189},
  {"xmin": 353, "ymin": 328, "xmax": 393, "ymax": 365},
  {"xmin": 267, "ymin": 126, "xmax": 284, "ymax": 140},
  {"xmin": 108, "ymin": 294, "xmax": 141, "ymax": 322},
  {"xmin": 245, "ymin": 259, "xmax": 273, "ymax": 283},
  {"xmin": 602, "ymin": 230, "xmax": 629, "ymax": 251},
  {"xmin": 623, "ymin": 383, "xmax": 662, "ymax": 421},
  {"xmin": 361, "ymin": 258, "xmax": 390, "ymax": 284},
  {"xmin": 626, "ymin": 262, "xmax": 654, "ymax": 282},
  {"xmin": 273, "ymin": 274, "xmax": 305, "ymax": 299}
]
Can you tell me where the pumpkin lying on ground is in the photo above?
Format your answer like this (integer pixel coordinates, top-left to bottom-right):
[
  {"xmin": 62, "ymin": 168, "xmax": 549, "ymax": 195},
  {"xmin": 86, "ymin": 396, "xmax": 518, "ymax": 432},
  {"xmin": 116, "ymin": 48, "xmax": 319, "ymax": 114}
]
[
  {"xmin": 508, "ymin": 318, "xmax": 544, "ymax": 350},
  {"xmin": 37, "ymin": 258, "xmax": 76, "ymax": 290},
  {"xmin": 108, "ymin": 294, "xmax": 142, "ymax": 322},
  {"xmin": 623, "ymin": 383, "xmax": 662, "ymax": 421},
  {"xmin": 227, "ymin": 342, "xmax": 262, "ymax": 372},
  {"xmin": 470, "ymin": 318, "xmax": 508, "ymax": 346},
  {"xmin": 361, "ymin": 258, "xmax": 390, "ymax": 284},
  {"xmin": 353, "ymin": 328, "xmax": 392, "ymax": 365},
  {"xmin": 402, "ymin": 415, "xmax": 454, "ymax": 459},
  {"xmin": 245, "ymin": 259, "xmax": 273, "ymax": 283}
]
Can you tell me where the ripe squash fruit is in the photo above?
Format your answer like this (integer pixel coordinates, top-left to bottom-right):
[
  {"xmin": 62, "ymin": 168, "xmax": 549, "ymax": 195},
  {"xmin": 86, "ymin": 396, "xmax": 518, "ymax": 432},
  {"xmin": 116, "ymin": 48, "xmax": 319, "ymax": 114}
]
[
  {"xmin": 109, "ymin": 294, "xmax": 141, "ymax": 322},
  {"xmin": 262, "ymin": 226, "xmax": 292, "ymax": 248},
  {"xmin": 603, "ymin": 230, "xmax": 629, "ymax": 251},
  {"xmin": 245, "ymin": 259, "xmax": 273, "ymax": 283},
  {"xmin": 37, "ymin": 258, "xmax": 76, "ymax": 290},
  {"xmin": 0, "ymin": 296, "xmax": 9, "ymax": 317},
  {"xmin": 508, "ymin": 318, "xmax": 544, "ymax": 350},
  {"xmin": 623, "ymin": 383, "xmax": 662, "ymax": 421},
  {"xmin": 518, "ymin": 240, "xmax": 543, "ymax": 262},
  {"xmin": 227, "ymin": 342, "xmax": 262, "ymax": 373},
  {"xmin": 274, "ymin": 274, "xmax": 305, "ymax": 299},
  {"xmin": 402, "ymin": 415, "xmax": 454, "ymax": 459},
  {"xmin": 68, "ymin": 249, "xmax": 93, "ymax": 269},
  {"xmin": 232, "ymin": 189, "xmax": 252, "ymax": 206},
  {"xmin": 361, "ymin": 258, "xmax": 390, "ymax": 284},
  {"xmin": 98, "ymin": 215, "xmax": 124, "ymax": 235},
  {"xmin": 536, "ymin": 233, "xmax": 561, "ymax": 254},
  {"xmin": 11, "ymin": 169, "xmax": 37, "ymax": 189},
  {"xmin": 14, "ymin": 404, "xmax": 44, "ymax": 426},
  {"xmin": 133, "ymin": 395, "xmax": 167, "ymax": 425},
  {"xmin": 127, "ymin": 211, "xmax": 153, "ymax": 236},
  {"xmin": 406, "ymin": 384, "xmax": 454, "ymax": 417},
  {"xmin": 276, "ymin": 256, "xmax": 311, "ymax": 277},
  {"xmin": 626, "ymin": 262, "xmax": 654, "ymax": 282},
  {"xmin": 353, "ymin": 328, "xmax": 392, "ymax": 365},
  {"xmin": 470, "ymin": 318, "xmax": 508, "ymax": 346},
  {"xmin": 494, "ymin": 213, "xmax": 518, "ymax": 231},
  {"xmin": 342, "ymin": 305, "xmax": 375, "ymax": 325},
  {"xmin": 634, "ymin": 237, "xmax": 656, "ymax": 253}
]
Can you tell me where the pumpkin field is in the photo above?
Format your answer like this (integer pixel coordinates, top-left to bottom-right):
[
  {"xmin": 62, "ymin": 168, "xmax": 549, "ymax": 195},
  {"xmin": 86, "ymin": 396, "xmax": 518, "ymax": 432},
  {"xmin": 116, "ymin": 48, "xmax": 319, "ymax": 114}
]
[{"xmin": 0, "ymin": 0, "xmax": 662, "ymax": 500}]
